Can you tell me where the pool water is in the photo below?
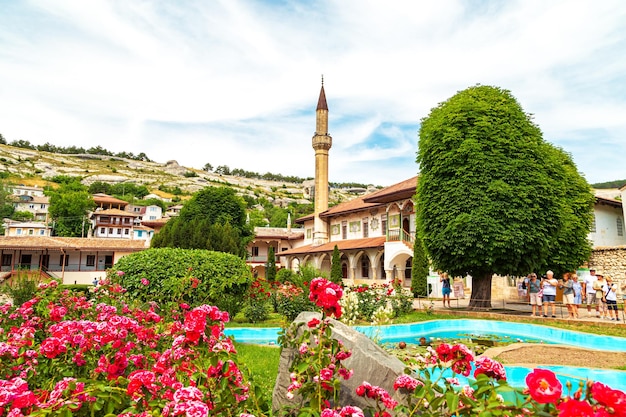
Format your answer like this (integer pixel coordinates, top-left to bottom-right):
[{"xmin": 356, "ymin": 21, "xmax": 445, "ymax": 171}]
[{"xmin": 224, "ymin": 319, "xmax": 626, "ymax": 391}]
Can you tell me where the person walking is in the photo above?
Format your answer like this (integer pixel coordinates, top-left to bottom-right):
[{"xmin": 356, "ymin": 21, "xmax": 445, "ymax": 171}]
[
  {"xmin": 440, "ymin": 272, "xmax": 451, "ymax": 308},
  {"xmin": 583, "ymin": 268, "xmax": 599, "ymax": 317},
  {"xmin": 542, "ymin": 271, "xmax": 558, "ymax": 318},
  {"xmin": 604, "ymin": 276, "xmax": 619, "ymax": 321},
  {"xmin": 572, "ymin": 274, "xmax": 582, "ymax": 319},
  {"xmin": 527, "ymin": 273, "xmax": 542, "ymax": 317},
  {"xmin": 560, "ymin": 273, "xmax": 575, "ymax": 319},
  {"xmin": 594, "ymin": 273, "xmax": 608, "ymax": 319}
]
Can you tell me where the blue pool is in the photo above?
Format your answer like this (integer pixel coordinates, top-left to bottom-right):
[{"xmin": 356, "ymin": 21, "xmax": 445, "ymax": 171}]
[
  {"xmin": 224, "ymin": 319, "xmax": 626, "ymax": 391},
  {"xmin": 225, "ymin": 319, "xmax": 626, "ymax": 352}
]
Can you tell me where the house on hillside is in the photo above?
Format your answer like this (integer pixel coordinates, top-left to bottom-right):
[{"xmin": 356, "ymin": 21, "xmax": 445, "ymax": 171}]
[
  {"xmin": 126, "ymin": 204, "xmax": 163, "ymax": 225},
  {"xmin": 3, "ymin": 221, "xmax": 52, "ymax": 237},
  {"xmin": 90, "ymin": 209, "xmax": 138, "ymax": 239},
  {"xmin": 0, "ymin": 236, "xmax": 147, "ymax": 284},
  {"xmin": 9, "ymin": 184, "xmax": 46, "ymax": 197},
  {"xmin": 93, "ymin": 193, "xmax": 129, "ymax": 210},
  {"xmin": 11, "ymin": 195, "xmax": 49, "ymax": 221}
]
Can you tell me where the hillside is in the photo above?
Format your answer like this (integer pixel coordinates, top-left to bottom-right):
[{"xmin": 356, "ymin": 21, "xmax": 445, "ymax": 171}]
[{"xmin": 0, "ymin": 143, "xmax": 375, "ymax": 208}]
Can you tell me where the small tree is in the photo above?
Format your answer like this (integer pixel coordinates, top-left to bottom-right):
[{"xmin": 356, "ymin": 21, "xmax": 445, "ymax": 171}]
[
  {"xmin": 330, "ymin": 245, "xmax": 343, "ymax": 285},
  {"xmin": 265, "ymin": 246, "xmax": 277, "ymax": 283},
  {"xmin": 411, "ymin": 236, "xmax": 429, "ymax": 297}
]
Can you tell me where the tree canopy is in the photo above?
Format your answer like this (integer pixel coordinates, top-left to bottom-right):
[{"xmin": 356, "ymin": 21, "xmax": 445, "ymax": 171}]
[
  {"xmin": 151, "ymin": 186, "xmax": 253, "ymax": 258},
  {"xmin": 415, "ymin": 85, "xmax": 594, "ymax": 309},
  {"xmin": 46, "ymin": 179, "xmax": 95, "ymax": 237}
]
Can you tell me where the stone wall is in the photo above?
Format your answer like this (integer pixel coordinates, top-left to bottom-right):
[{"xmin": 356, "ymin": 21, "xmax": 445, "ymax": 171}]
[{"xmin": 589, "ymin": 246, "xmax": 626, "ymax": 296}]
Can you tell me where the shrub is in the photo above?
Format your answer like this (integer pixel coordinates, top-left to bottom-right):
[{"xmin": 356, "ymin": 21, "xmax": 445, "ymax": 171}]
[
  {"xmin": 112, "ymin": 248, "xmax": 253, "ymax": 317},
  {"xmin": 0, "ymin": 271, "xmax": 38, "ymax": 306}
]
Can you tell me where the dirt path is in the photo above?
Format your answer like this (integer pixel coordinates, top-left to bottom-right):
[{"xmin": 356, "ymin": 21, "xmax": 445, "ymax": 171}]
[{"xmin": 485, "ymin": 344, "xmax": 626, "ymax": 369}]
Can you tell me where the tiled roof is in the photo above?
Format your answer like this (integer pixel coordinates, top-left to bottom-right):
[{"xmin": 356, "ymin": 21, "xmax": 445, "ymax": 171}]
[
  {"xmin": 363, "ymin": 176, "xmax": 418, "ymax": 203},
  {"xmin": 93, "ymin": 208, "xmax": 140, "ymax": 217},
  {"xmin": 93, "ymin": 194, "xmax": 129, "ymax": 205},
  {"xmin": 279, "ymin": 236, "xmax": 386, "ymax": 256},
  {"xmin": 595, "ymin": 196, "xmax": 622, "ymax": 208},
  {"xmin": 0, "ymin": 236, "xmax": 147, "ymax": 251}
]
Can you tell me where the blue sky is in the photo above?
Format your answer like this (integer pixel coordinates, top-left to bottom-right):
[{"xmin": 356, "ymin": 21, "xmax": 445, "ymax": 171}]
[{"xmin": 1, "ymin": 1, "xmax": 625, "ymax": 186}]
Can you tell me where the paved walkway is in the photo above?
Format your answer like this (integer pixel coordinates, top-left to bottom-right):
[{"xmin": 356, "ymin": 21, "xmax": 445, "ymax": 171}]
[{"xmin": 413, "ymin": 296, "xmax": 626, "ymax": 325}]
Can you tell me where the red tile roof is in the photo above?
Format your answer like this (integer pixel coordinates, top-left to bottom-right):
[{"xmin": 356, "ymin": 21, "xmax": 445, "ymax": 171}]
[
  {"xmin": 0, "ymin": 236, "xmax": 147, "ymax": 251},
  {"xmin": 279, "ymin": 236, "xmax": 386, "ymax": 256}
]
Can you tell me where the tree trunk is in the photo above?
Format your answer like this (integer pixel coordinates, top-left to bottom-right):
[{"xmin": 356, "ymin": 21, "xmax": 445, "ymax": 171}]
[{"xmin": 468, "ymin": 272, "xmax": 493, "ymax": 310}]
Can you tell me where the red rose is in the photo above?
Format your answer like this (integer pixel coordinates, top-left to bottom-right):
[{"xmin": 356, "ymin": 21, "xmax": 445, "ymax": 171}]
[
  {"xmin": 591, "ymin": 382, "xmax": 626, "ymax": 416},
  {"xmin": 436, "ymin": 343, "xmax": 453, "ymax": 362},
  {"xmin": 473, "ymin": 356, "xmax": 507, "ymax": 381},
  {"xmin": 307, "ymin": 318, "xmax": 321, "ymax": 328},
  {"xmin": 525, "ymin": 368, "xmax": 562, "ymax": 404},
  {"xmin": 557, "ymin": 399, "xmax": 593, "ymax": 417}
]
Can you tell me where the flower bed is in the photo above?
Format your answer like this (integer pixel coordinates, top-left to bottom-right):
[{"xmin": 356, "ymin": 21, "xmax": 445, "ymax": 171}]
[{"xmin": 1, "ymin": 276, "xmax": 625, "ymax": 417}]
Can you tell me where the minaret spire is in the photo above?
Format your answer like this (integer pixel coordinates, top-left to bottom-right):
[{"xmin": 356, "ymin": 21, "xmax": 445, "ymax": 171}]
[{"xmin": 312, "ymin": 78, "xmax": 332, "ymax": 245}]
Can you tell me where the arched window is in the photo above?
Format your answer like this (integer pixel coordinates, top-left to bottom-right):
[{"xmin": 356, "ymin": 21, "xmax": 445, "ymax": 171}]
[
  {"xmin": 341, "ymin": 262, "xmax": 348, "ymax": 279},
  {"xmin": 361, "ymin": 257, "xmax": 369, "ymax": 278}
]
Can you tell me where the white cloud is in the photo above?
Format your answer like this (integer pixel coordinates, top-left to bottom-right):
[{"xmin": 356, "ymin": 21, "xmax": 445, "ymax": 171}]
[{"xmin": 0, "ymin": 0, "xmax": 625, "ymax": 185}]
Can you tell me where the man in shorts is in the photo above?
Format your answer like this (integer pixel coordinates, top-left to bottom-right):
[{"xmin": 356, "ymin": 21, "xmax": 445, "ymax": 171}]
[{"xmin": 583, "ymin": 268, "xmax": 599, "ymax": 318}]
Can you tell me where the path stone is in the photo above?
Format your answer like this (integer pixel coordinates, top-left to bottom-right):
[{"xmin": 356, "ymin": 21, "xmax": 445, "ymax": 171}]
[{"xmin": 272, "ymin": 312, "xmax": 406, "ymax": 412}]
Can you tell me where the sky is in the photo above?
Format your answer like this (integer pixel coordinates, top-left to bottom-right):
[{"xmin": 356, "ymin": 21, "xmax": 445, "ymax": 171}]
[{"xmin": 1, "ymin": 1, "xmax": 625, "ymax": 187}]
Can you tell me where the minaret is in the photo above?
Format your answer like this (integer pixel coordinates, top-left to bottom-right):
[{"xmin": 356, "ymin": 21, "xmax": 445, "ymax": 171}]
[{"xmin": 312, "ymin": 77, "xmax": 332, "ymax": 245}]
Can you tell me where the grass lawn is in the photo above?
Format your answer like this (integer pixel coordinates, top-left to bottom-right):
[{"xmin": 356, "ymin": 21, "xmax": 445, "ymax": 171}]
[{"xmin": 236, "ymin": 342, "xmax": 281, "ymax": 397}]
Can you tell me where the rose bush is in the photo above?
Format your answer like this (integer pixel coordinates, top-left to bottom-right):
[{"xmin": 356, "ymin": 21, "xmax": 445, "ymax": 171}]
[{"xmin": 0, "ymin": 276, "xmax": 268, "ymax": 417}]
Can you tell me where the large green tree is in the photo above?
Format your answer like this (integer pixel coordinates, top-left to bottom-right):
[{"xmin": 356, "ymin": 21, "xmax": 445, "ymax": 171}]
[
  {"xmin": 416, "ymin": 85, "xmax": 594, "ymax": 310},
  {"xmin": 46, "ymin": 180, "xmax": 95, "ymax": 237},
  {"xmin": 151, "ymin": 186, "xmax": 253, "ymax": 258}
]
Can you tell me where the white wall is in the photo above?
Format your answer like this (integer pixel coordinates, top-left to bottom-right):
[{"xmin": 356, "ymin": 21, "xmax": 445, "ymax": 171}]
[{"xmin": 589, "ymin": 204, "xmax": 626, "ymax": 247}]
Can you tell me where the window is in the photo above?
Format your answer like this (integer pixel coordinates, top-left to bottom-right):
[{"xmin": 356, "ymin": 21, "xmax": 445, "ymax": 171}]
[
  {"xmin": 618, "ymin": 217, "xmax": 624, "ymax": 237},
  {"xmin": 137, "ymin": 231, "xmax": 143, "ymax": 237},
  {"xmin": 361, "ymin": 257, "xmax": 369, "ymax": 278},
  {"xmin": 362, "ymin": 217, "xmax": 369, "ymax": 238},
  {"xmin": 28, "ymin": 229, "xmax": 34, "ymax": 235},
  {"xmin": 342, "ymin": 221, "xmax": 347, "ymax": 239},
  {"xmin": 591, "ymin": 216, "xmax": 596, "ymax": 233},
  {"xmin": 381, "ymin": 214, "xmax": 387, "ymax": 235},
  {"xmin": 124, "ymin": 229, "xmax": 130, "ymax": 235},
  {"xmin": 59, "ymin": 255, "xmax": 69, "ymax": 266},
  {"xmin": 100, "ymin": 228, "xmax": 105, "ymax": 234},
  {"xmin": 39, "ymin": 230, "xmax": 45, "ymax": 236},
  {"xmin": 16, "ymin": 229, "xmax": 22, "ymax": 235},
  {"xmin": 1, "ymin": 254, "xmax": 12, "ymax": 267},
  {"xmin": 108, "ymin": 228, "xmax": 113, "ymax": 234},
  {"xmin": 124, "ymin": 218, "xmax": 131, "ymax": 224},
  {"xmin": 252, "ymin": 247, "xmax": 259, "ymax": 257},
  {"xmin": 117, "ymin": 228, "xmax": 122, "ymax": 235},
  {"xmin": 86, "ymin": 255, "xmax": 96, "ymax": 266}
]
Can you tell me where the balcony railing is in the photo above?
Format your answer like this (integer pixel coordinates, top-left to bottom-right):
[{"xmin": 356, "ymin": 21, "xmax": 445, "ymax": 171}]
[{"xmin": 387, "ymin": 229, "xmax": 414, "ymax": 246}]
